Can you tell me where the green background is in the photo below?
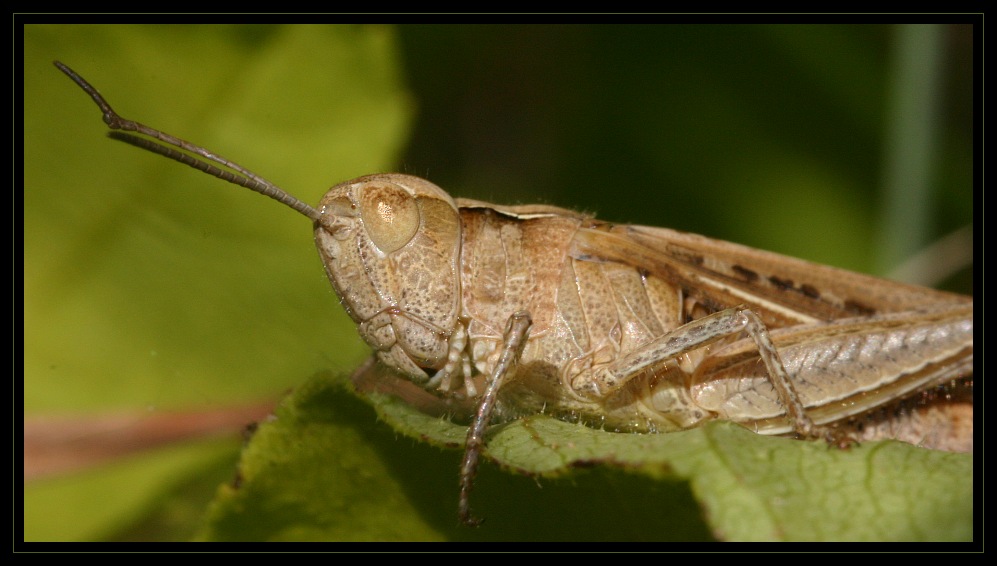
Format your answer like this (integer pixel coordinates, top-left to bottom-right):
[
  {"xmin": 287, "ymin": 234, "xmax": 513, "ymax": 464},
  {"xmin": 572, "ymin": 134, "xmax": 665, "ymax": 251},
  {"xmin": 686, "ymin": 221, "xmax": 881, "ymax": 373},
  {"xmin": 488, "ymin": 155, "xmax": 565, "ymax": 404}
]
[{"xmin": 22, "ymin": 23, "xmax": 974, "ymax": 542}]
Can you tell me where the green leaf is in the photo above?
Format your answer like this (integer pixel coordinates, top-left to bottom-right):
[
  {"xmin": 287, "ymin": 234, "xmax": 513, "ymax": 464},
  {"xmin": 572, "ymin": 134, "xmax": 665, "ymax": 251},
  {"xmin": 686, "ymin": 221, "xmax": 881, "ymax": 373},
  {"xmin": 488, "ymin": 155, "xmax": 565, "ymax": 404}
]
[
  {"xmin": 200, "ymin": 370, "xmax": 972, "ymax": 541},
  {"xmin": 26, "ymin": 23, "xmax": 408, "ymax": 413},
  {"xmin": 24, "ymin": 23, "xmax": 411, "ymax": 542}
]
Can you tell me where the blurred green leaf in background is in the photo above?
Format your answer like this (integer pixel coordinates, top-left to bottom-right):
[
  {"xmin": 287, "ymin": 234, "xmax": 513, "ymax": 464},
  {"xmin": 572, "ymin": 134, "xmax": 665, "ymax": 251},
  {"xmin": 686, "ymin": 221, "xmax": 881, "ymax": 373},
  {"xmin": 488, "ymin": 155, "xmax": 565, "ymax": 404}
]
[
  {"xmin": 23, "ymin": 23, "xmax": 973, "ymax": 542},
  {"xmin": 25, "ymin": 23, "xmax": 411, "ymax": 542}
]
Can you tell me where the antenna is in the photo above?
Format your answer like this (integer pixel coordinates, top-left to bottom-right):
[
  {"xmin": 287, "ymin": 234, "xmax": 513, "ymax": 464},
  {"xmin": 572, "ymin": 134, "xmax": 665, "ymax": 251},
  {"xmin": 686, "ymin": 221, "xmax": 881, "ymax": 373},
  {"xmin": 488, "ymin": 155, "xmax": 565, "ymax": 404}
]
[{"xmin": 54, "ymin": 61, "xmax": 321, "ymax": 222}]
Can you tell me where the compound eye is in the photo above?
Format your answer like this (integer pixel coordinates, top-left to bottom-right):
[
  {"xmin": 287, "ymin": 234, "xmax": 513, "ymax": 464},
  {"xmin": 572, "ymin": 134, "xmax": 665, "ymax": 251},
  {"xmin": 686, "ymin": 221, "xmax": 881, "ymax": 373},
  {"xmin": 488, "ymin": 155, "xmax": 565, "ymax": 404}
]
[{"xmin": 359, "ymin": 182, "xmax": 421, "ymax": 253}]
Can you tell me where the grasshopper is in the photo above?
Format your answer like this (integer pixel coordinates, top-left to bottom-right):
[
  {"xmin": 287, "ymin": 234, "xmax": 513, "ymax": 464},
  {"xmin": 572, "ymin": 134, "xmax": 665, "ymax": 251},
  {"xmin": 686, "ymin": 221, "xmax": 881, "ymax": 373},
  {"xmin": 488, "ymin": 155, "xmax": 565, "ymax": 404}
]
[{"xmin": 55, "ymin": 62, "xmax": 973, "ymax": 526}]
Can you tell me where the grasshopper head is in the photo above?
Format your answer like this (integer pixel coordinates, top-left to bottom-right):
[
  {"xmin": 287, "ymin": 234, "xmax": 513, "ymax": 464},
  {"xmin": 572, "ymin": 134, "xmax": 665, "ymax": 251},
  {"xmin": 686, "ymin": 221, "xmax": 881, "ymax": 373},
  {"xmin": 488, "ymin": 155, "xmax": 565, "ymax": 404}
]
[
  {"xmin": 53, "ymin": 62, "xmax": 465, "ymax": 387},
  {"xmin": 314, "ymin": 174, "xmax": 463, "ymax": 383}
]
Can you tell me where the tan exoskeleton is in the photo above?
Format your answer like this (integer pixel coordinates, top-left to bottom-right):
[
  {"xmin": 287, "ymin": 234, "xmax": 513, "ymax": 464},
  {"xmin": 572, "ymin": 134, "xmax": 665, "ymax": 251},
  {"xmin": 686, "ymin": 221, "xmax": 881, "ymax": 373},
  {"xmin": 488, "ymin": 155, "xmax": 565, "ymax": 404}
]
[{"xmin": 56, "ymin": 62, "xmax": 973, "ymax": 526}]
